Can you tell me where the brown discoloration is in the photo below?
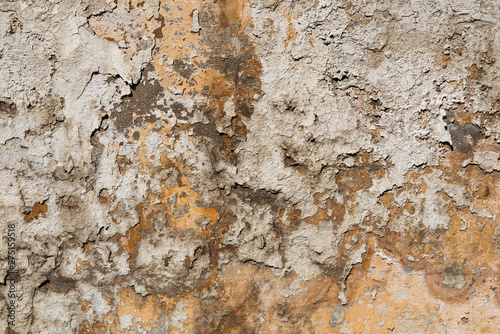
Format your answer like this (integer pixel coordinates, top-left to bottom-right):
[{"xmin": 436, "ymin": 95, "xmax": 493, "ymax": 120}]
[
  {"xmin": 216, "ymin": 0, "xmax": 244, "ymax": 27},
  {"xmin": 337, "ymin": 153, "xmax": 386, "ymax": 194},
  {"xmin": 442, "ymin": 52, "xmax": 451, "ymax": 68},
  {"xmin": 153, "ymin": 13, "xmax": 165, "ymax": 38},
  {"xmin": 474, "ymin": 183, "xmax": 489, "ymax": 198},
  {"xmin": 98, "ymin": 196, "xmax": 109, "ymax": 204},
  {"xmin": 78, "ymin": 318, "xmax": 110, "ymax": 334},
  {"xmin": 159, "ymin": 174, "xmax": 219, "ymax": 231},
  {"xmin": 425, "ymin": 267, "xmax": 470, "ymax": 303},
  {"xmin": 139, "ymin": 0, "xmax": 262, "ymax": 170},
  {"xmin": 466, "ymin": 64, "xmax": 485, "ymax": 81},
  {"xmin": 0, "ymin": 100, "xmax": 17, "ymax": 116},
  {"xmin": 336, "ymin": 152, "xmax": 387, "ymax": 214},
  {"xmin": 203, "ymin": 263, "xmax": 343, "ymax": 333}
]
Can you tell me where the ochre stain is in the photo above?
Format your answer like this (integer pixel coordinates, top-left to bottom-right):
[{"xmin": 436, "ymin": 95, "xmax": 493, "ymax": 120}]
[
  {"xmin": 364, "ymin": 145, "xmax": 500, "ymax": 310},
  {"xmin": 339, "ymin": 241, "xmax": 500, "ymax": 333},
  {"xmin": 119, "ymin": 203, "xmax": 147, "ymax": 257},
  {"xmin": 24, "ymin": 202, "xmax": 48, "ymax": 222},
  {"xmin": 304, "ymin": 191, "xmax": 345, "ymax": 226},
  {"xmin": 216, "ymin": 0, "xmax": 244, "ymax": 26}
]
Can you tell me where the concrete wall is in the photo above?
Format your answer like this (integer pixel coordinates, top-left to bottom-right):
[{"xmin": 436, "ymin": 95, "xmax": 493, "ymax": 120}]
[{"xmin": 1, "ymin": 0, "xmax": 500, "ymax": 332}]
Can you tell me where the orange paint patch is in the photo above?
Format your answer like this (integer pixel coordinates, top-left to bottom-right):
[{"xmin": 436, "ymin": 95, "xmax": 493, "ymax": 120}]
[
  {"xmin": 338, "ymin": 241, "xmax": 500, "ymax": 333},
  {"xmin": 24, "ymin": 202, "xmax": 48, "ymax": 222},
  {"xmin": 305, "ymin": 191, "xmax": 345, "ymax": 226}
]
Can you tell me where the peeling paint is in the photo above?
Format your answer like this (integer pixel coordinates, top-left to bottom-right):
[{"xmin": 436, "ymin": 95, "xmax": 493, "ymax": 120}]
[{"xmin": 2, "ymin": 0, "xmax": 500, "ymax": 333}]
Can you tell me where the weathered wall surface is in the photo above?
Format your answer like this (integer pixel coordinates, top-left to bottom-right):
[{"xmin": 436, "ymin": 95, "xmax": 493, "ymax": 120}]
[{"xmin": 1, "ymin": 0, "xmax": 500, "ymax": 332}]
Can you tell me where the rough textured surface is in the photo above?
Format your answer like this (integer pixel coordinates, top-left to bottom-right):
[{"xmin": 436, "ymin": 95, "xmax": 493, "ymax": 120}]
[{"xmin": 1, "ymin": 0, "xmax": 500, "ymax": 333}]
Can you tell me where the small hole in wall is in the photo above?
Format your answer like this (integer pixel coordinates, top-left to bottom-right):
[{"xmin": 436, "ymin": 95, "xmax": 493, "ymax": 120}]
[{"xmin": 442, "ymin": 141, "xmax": 454, "ymax": 151}]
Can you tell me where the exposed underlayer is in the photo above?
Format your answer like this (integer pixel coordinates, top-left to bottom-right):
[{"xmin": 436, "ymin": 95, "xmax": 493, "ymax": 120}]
[{"xmin": 1, "ymin": 0, "xmax": 500, "ymax": 333}]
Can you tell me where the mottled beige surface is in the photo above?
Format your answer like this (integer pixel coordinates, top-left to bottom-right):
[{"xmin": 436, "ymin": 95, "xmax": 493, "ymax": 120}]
[{"xmin": 1, "ymin": 0, "xmax": 500, "ymax": 333}]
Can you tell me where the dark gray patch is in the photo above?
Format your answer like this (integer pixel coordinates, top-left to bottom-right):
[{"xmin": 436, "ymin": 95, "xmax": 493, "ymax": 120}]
[
  {"xmin": 173, "ymin": 59, "xmax": 195, "ymax": 79},
  {"xmin": 38, "ymin": 275, "xmax": 77, "ymax": 295},
  {"xmin": 236, "ymin": 98, "xmax": 253, "ymax": 118},
  {"xmin": 192, "ymin": 122, "xmax": 225, "ymax": 160},
  {"xmin": 443, "ymin": 111, "xmax": 485, "ymax": 154},
  {"xmin": 206, "ymin": 55, "xmax": 241, "ymax": 83},
  {"xmin": 230, "ymin": 184, "xmax": 283, "ymax": 213},
  {"xmin": 110, "ymin": 65, "xmax": 164, "ymax": 134},
  {"xmin": 447, "ymin": 123, "xmax": 485, "ymax": 154},
  {"xmin": 169, "ymin": 102, "xmax": 192, "ymax": 121},
  {"xmin": 192, "ymin": 122, "xmax": 222, "ymax": 144}
]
